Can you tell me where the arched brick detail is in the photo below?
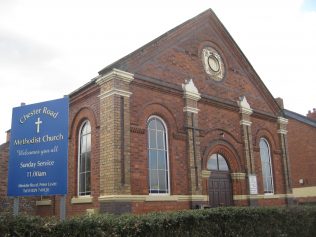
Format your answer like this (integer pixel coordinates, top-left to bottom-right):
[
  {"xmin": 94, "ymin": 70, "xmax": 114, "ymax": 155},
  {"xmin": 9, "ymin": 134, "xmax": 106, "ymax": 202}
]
[
  {"xmin": 254, "ymin": 128, "xmax": 277, "ymax": 151},
  {"xmin": 70, "ymin": 107, "xmax": 98, "ymax": 139},
  {"xmin": 203, "ymin": 141, "xmax": 242, "ymax": 173},
  {"xmin": 69, "ymin": 107, "xmax": 98, "ymax": 197},
  {"xmin": 139, "ymin": 103, "xmax": 178, "ymax": 134}
]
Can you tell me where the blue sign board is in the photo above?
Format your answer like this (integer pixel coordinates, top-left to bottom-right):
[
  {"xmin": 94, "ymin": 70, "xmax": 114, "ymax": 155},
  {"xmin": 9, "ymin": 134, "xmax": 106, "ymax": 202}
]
[{"xmin": 7, "ymin": 97, "xmax": 69, "ymax": 196}]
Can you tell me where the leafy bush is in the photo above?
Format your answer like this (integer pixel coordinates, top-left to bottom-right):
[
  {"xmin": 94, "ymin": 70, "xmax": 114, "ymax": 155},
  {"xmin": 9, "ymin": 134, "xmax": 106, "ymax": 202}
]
[{"xmin": 0, "ymin": 206, "xmax": 315, "ymax": 236}]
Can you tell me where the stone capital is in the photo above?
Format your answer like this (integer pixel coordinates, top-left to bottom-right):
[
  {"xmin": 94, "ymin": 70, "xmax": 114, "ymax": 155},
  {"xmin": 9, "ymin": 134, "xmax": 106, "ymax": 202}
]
[
  {"xmin": 183, "ymin": 106, "xmax": 200, "ymax": 114},
  {"xmin": 238, "ymin": 96, "xmax": 253, "ymax": 115},
  {"xmin": 182, "ymin": 79, "xmax": 201, "ymax": 101},
  {"xmin": 277, "ymin": 117, "xmax": 288, "ymax": 125}
]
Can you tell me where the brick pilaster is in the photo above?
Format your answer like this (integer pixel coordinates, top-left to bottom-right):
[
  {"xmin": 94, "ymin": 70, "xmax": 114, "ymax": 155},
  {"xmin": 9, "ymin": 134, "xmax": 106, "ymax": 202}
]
[
  {"xmin": 277, "ymin": 117, "xmax": 293, "ymax": 196},
  {"xmin": 238, "ymin": 96, "xmax": 257, "ymax": 205},
  {"xmin": 182, "ymin": 79, "xmax": 202, "ymax": 195},
  {"xmin": 96, "ymin": 69, "xmax": 133, "ymax": 196}
]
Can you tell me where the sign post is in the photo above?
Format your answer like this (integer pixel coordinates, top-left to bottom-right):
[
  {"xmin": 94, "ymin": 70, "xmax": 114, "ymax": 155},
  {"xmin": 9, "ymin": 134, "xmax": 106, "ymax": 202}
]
[{"xmin": 7, "ymin": 97, "xmax": 69, "ymax": 218}]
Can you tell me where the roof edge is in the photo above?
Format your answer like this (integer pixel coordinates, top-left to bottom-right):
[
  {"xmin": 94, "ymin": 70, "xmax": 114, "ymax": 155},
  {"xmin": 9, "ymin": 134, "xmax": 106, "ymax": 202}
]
[{"xmin": 284, "ymin": 109, "xmax": 316, "ymax": 127}]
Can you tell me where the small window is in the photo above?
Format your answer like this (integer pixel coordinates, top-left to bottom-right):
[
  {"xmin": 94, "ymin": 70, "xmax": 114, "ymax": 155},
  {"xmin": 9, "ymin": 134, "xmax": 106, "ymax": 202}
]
[
  {"xmin": 259, "ymin": 138, "xmax": 274, "ymax": 194},
  {"xmin": 207, "ymin": 153, "xmax": 229, "ymax": 171},
  {"xmin": 147, "ymin": 116, "xmax": 169, "ymax": 194},
  {"xmin": 78, "ymin": 121, "xmax": 91, "ymax": 196}
]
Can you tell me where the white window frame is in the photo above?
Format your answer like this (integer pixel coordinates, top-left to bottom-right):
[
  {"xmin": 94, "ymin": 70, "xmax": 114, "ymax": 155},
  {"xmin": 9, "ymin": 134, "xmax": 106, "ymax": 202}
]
[
  {"xmin": 147, "ymin": 115, "xmax": 170, "ymax": 195},
  {"xmin": 77, "ymin": 120, "xmax": 91, "ymax": 196},
  {"xmin": 259, "ymin": 138, "xmax": 274, "ymax": 194}
]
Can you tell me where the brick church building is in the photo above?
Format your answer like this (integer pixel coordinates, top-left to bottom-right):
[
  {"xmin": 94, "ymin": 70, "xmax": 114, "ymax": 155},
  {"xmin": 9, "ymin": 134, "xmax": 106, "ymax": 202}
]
[{"xmin": 1, "ymin": 9, "xmax": 316, "ymax": 217}]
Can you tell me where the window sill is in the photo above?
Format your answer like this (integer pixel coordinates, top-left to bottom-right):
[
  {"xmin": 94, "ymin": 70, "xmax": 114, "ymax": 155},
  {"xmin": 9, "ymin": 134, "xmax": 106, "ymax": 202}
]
[
  {"xmin": 146, "ymin": 195, "xmax": 177, "ymax": 202},
  {"xmin": 71, "ymin": 196, "xmax": 93, "ymax": 204}
]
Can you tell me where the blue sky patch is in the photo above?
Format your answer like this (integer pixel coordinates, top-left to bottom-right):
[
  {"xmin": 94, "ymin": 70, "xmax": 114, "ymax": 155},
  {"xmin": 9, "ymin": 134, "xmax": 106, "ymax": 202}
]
[{"xmin": 302, "ymin": 0, "xmax": 316, "ymax": 12}]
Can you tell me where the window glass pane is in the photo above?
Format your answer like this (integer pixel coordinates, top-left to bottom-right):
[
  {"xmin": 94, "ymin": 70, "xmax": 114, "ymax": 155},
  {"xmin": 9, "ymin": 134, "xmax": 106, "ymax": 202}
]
[
  {"xmin": 80, "ymin": 154, "xmax": 85, "ymax": 173},
  {"xmin": 149, "ymin": 130, "xmax": 156, "ymax": 149},
  {"xmin": 86, "ymin": 122, "xmax": 91, "ymax": 134},
  {"xmin": 218, "ymin": 156, "xmax": 229, "ymax": 171},
  {"xmin": 157, "ymin": 131, "xmax": 164, "ymax": 149},
  {"xmin": 86, "ymin": 172, "xmax": 91, "ymax": 194},
  {"xmin": 207, "ymin": 155, "xmax": 218, "ymax": 170},
  {"xmin": 158, "ymin": 170, "xmax": 167, "ymax": 191},
  {"xmin": 81, "ymin": 136, "xmax": 87, "ymax": 153},
  {"xmin": 156, "ymin": 120, "xmax": 164, "ymax": 131},
  {"xmin": 79, "ymin": 173, "xmax": 85, "ymax": 194},
  {"xmin": 86, "ymin": 152, "xmax": 91, "ymax": 172},
  {"xmin": 149, "ymin": 150, "xmax": 158, "ymax": 170},
  {"xmin": 82, "ymin": 123, "xmax": 87, "ymax": 135},
  {"xmin": 157, "ymin": 150, "xmax": 166, "ymax": 170},
  {"xmin": 148, "ymin": 119, "xmax": 156, "ymax": 130},
  {"xmin": 150, "ymin": 170, "xmax": 159, "ymax": 191},
  {"xmin": 86, "ymin": 134, "xmax": 91, "ymax": 152},
  {"xmin": 260, "ymin": 138, "xmax": 273, "ymax": 193}
]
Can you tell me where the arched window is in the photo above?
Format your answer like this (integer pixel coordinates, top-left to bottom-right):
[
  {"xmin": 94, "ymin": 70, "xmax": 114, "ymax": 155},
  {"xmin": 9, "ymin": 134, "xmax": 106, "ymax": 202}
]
[
  {"xmin": 259, "ymin": 138, "xmax": 274, "ymax": 194},
  {"xmin": 78, "ymin": 120, "xmax": 91, "ymax": 196},
  {"xmin": 147, "ymin": 116, "xmax": 169, "ymax": 194},
  {"xmin": 207, "ymin": 153, "xmax": 229, "ymax": 171}
]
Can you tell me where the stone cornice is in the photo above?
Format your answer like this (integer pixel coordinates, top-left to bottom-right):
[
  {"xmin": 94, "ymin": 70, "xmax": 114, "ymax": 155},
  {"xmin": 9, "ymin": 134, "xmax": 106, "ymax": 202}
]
[{"xmin": 96, "ymin": 68, "xmax": 134, "ymax": 85}]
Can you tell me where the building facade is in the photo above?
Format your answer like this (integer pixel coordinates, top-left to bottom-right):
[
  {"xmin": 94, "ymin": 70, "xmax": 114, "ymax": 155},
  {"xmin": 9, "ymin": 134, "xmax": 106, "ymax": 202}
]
[{"xmin": 1, "ymin": 9, "xmax": 316, "ymax": 217}]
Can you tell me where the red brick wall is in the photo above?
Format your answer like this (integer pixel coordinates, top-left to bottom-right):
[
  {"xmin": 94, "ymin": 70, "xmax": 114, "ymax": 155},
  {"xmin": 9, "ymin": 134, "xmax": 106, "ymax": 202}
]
[
  {"xmin": 132, "ymin": 201, "xmax": 190, "ymax": 214},
  {"xmin": 130, "ymin": 82, "xmax": 188, "ymax": 196},
  {"xmin": 0, "ymin": 142, "xmax": 11, "ymax": 213},
  {"xmin": 287, "ymin": 118, "xmax": 316, "ymax": 189}
]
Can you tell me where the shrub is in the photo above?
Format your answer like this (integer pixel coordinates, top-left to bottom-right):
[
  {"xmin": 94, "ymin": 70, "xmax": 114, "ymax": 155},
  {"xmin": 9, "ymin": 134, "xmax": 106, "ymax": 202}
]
[{"xmin": 0, "ymin": 206, "xmax": 315, "ymax": 236}]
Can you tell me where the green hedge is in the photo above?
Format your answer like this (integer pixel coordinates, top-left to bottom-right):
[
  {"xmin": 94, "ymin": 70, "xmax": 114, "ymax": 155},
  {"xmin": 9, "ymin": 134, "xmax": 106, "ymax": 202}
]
[{"xmin": 1, "ymin": 206, "xmax": 316, "ymax": 236}]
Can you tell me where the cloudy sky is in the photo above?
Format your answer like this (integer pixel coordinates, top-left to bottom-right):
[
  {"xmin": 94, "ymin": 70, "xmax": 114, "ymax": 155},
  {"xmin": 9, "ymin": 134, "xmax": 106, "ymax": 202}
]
[{"xmin": 0, "ymin": 0, "xmax": 316, "ymax": 143}]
